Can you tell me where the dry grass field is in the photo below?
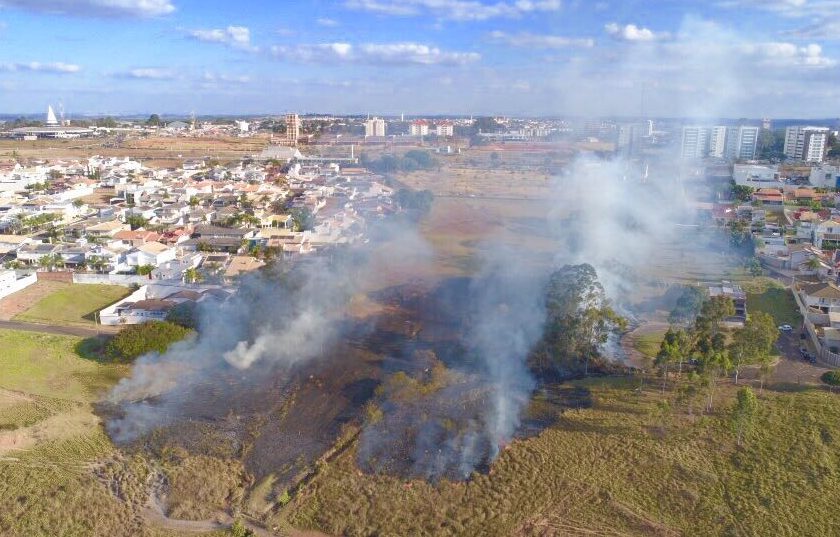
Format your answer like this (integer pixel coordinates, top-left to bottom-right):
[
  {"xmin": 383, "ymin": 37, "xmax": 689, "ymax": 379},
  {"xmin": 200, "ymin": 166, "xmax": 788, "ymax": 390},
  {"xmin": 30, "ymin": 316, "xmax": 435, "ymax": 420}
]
[{"xmin": 282, "ymin": 376, "xmax": 840, "ymax": 537}]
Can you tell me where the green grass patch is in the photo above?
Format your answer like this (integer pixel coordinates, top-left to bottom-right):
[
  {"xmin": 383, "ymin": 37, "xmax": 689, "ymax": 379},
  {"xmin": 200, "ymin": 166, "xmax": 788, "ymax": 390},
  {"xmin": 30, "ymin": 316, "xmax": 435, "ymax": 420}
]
[
  {"xmin": 14, "ymin": 284, "xmax": 131, "ymax": 326},
  {"xmin": 0, "ymin": 330, "xmax": 127, "ymax": 402},
  {"xmin": 747, "ymin": 284, "xmax": 802, "ymax": 327},
  {"xmin": 632, "ymin": 330, "xmax": 667, "ymax": 359}
]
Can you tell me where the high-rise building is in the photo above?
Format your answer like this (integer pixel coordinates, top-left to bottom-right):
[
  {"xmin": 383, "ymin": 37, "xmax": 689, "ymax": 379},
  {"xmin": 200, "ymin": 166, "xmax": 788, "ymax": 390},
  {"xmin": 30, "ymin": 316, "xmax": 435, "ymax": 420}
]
[
  {"xmin": 732, "ymin": 126, "xmax": 759, "ymax": 160},
  {"xmin": 285, "ymin": 113, "xmax": 300, "ymax": 146},
  {"xmin": 709, "ymin": 126, "xmax": 728, "ymax": 158},
  {"xmin": 784, "ymin": 126, "xmax": 828, "ymax": 163},
  {"xmin": 409, "ymin": 120, "xmax": 429, "ymax": 136},
  {"xmin": 617, "ymin": 123, "xmax": 647, "ymax": 156},
  {"xmin": 364, "ymin": 117, "xmax": 386, "ymax": 137},
  {"xmin": 680, "ymin": 126, "xmax": 709, "ymax": 159},
  {"xmin": 435, "ymin": 122, "xmax": 454, "ymax": 137}
]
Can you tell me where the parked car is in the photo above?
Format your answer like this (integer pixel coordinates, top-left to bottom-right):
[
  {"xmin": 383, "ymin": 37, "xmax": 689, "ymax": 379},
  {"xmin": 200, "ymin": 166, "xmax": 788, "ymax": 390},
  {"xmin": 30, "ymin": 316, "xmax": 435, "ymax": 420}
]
[{"xmin": 779, "ymin": 324, "xmax": 792, "ymax": 331}]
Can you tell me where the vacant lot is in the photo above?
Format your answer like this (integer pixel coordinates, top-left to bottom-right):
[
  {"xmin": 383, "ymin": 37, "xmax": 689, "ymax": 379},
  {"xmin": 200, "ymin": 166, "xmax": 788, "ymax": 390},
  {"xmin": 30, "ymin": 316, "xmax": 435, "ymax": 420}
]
[
  {"xmin": 14, "ymin": 284, "xmax": 130, "ymax": 326},
  {"xmin": 283, "ymin": 376, "xmax": 840, "ymax": 536},
  {"xmin": 0, "ymin": 328, "xmax": 221, "ymax": 537},
  {"xmin": 745, "ymin": 279, "xmax": 802, "ymax": 327}
]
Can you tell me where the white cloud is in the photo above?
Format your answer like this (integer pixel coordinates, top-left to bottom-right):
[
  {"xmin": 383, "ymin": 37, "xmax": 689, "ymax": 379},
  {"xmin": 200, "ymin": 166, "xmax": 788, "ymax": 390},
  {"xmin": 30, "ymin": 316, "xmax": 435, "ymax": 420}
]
[
  {"xmin": 344, "ymin": 0, "xmax": 561, "ymax": 21},
  {"xmin": 718, "ymin": 0, "xmax": 840, "ymax": 38},
  {"xmin": 716, "ymin": 0, "xmax": 839, "ymax": 18},
  {"xmin": 202, "ymin": 72, "xmax": 251, "ymax": 84},
  {"xmin": 117, "ymin": 67, "xmax": 176, "ymax": 80},
  {"xmin": 740, "ymin": 41, "xmax": 836, "ymax": 67},
  {"xmin": 270, "ymin": 42, "xmax": 480, "ymax": 65},
  {"xmin": 605, "ymin": 22, "xmax": 668, "ymax": 42},
  {"xmin": 316, "ymin": 17, "xmax": 340, "ymax": 27},
  {"xmin": 0, "ymin": 61, "xmax": 80, "ymax": 73},
  {"xmin": 0, "ymin": 0, "xmax": 175, "ymax": 17},
  {"xmin": 187, "ymin": 26, "xmax": 255, "ymax": 51},
  {"xmin": 489, "ymin": 30, "xmax": 594, "ymax": 48}
]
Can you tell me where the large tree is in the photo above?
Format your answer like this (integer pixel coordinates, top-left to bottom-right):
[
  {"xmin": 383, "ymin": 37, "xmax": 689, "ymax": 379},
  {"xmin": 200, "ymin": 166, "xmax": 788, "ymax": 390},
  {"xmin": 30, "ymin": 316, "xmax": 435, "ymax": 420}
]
[
  {"xmin": 538, "ymin": 264, "xmax": 626, "ymax": 376},
  {"xmin": 729, "ymin": 311, "xmax": 778, "ymax": 385}
]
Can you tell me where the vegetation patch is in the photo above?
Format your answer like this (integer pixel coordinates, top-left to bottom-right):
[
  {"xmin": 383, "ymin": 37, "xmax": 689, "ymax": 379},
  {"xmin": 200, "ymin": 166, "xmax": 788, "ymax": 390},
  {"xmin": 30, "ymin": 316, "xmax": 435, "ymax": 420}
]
[
  {"xmin": 14, "ymin": 284, "xmax": 131, "ymax": 326},
  {"xmin": 105, "ymin": 321, "xmax": 192, "ymax": 362},
  {"xmin": 746, "ymin": 284, "xmax": 802, "ymax": 327}
]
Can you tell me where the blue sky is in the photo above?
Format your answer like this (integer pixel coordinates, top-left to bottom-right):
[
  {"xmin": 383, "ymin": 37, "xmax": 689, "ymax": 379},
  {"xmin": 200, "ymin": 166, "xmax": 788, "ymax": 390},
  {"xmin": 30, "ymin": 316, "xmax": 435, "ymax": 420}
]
[{"xmin": 0, "ymin": 0, "xmax": 839, "ymax": 117}]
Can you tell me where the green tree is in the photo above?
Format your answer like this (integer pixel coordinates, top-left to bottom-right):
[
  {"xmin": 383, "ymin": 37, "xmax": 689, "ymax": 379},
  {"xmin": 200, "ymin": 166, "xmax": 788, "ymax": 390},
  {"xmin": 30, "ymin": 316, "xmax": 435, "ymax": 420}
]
[
  {"xmin": 125, "ymin": 214, "xmax": 149, "ymax": 231},
  {"xmin": 731, "ymin": 184, "xmax": 754, "ymax": 203},
  {"xmin": 146, "ymin": 114, "xmax": 162, "ymax": 127},
  {"xmin": 290, "ymin": 208, "xmax": 315, "ymax": 232},
  {"xmin": 732, "ymin": 386, "xmax": 758, "ymax": 446},
  {"xmin": 821, "ymin": 370, "xmax": 840, "ymax": 392},
  {"xmin": 539, "ymin": 264, "xmax": 627, "ymax": 376},
  {"xmin": 668, "ymin": 286, "xmax": 706, "ymax": 325},
  {"xmin": 105, "ymin": 321, "xmax": 190, "ymax": 362},
  {"xmin": 729, "ymin": 311, "xmax": 778, "ymax": 385},
  {"xmin": 184, "ymin": 267, "xmax": 202, "ymax": 283},
  {"xmin": 136, "ymin": 264, "xmax": 154, "ymax": 276}
]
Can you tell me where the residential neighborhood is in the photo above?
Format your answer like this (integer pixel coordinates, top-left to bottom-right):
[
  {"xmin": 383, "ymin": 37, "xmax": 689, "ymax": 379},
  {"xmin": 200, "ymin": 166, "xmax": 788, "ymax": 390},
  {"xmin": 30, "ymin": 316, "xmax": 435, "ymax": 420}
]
[{"xmin": 0, "ymin": 146, "xmax": 401, "ymax": 323}]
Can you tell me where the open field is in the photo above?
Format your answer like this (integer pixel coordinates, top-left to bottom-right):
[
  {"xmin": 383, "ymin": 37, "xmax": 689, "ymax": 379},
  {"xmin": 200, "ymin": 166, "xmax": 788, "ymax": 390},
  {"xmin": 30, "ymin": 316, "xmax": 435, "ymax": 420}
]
[
  {"xmin": 13, "ymin": 283, "xmax": 130, "ymax": 326},
  {"xmin": 282, "ymin": 375, "xmax": 840, "ymax": 536},
  {"xmin": 0, "ymin": 134, "xmax": 270, "ymax": 166},
  {"xmin": 0, "ymin": 328, "xmax": 226, "ymax": 537}
]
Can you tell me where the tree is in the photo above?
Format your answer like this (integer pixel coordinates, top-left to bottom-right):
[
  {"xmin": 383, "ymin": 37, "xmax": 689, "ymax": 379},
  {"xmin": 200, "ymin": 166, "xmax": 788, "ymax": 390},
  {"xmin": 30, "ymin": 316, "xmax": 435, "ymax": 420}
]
[
  {"xmin": 290, "ymin": 208, "xmax": 315, "ymax": 232},
  {"xmin": 146, "ymin": 114, "xmax": 162, "ymax": 127},
  {"xmin": 732, "ymin": 387, "xmax": 758, "ymax": 446},
  {"xmin": 184, "ymin": 267, "xmax": 202, "ymax": 283},
  {"xmin": 125, "ymin": 214, "xmax": 149, "ymax": 231},
  {"xmin": 729, "ymin": 311, "xmax": 778, "ymax": 385},
  {"xmin": 806, "ymin": 257, "xmax": 821, "ymax": 271},
  {"xmin": 166, "ymin": 302, "xmax": 198, "ymax": 330},
  {"xmin": 105, "ymin": 320, "xmax": 190, "ymax": 362},
  {"xmin": 539, "ymin": 264, "xmax": 627, "ymax": 376},
  {"xmin": 821, "ymin": 370, "xmax": 840, "ymax": 392},
  {"xmin": 668, "ymin": 286, "xmax": 706, "ymax": 325},
  {"xmin": 731, "ymin": 184, "xmax": 754, "ymax": 203},
  {"xmin": 136, "ymin": 264, "xmax": 154, "ymax": 276}
]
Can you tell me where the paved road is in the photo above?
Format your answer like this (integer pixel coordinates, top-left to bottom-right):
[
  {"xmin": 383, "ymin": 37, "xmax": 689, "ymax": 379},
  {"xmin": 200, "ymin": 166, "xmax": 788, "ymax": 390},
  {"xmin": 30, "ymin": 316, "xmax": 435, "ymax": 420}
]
[
  {"xmin": 0, "ymin": 320, "xmax": 111, "ymax": 338},
  {"xmin": 771, "ymin": 328, "xmax": 830, "ymax": 385}
]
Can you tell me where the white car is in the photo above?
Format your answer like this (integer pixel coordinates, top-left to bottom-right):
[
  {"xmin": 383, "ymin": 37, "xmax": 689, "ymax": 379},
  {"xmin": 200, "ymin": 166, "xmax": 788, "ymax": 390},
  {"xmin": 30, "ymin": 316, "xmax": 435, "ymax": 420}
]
[{"xmin": 778, "ymin": 324, "xmax": 793, "ymax": 331}]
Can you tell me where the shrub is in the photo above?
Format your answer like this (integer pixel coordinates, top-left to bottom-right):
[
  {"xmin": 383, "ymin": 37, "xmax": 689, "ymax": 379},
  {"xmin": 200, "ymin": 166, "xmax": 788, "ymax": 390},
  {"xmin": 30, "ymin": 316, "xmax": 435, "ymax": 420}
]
[
  {"xmin": 821, "ymin": 370, "xmax": 840, "ymax": 390},
  {"xmin": 106, "ymin": 320, "xmax": 190, "ymax": 361}
]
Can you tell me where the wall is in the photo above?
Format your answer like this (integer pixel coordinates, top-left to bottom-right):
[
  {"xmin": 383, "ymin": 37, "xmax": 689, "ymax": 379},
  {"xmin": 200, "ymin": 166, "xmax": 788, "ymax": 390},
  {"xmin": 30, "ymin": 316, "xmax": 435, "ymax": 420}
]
[
  {"xmin": 0, "ymin": 272, "xmax": 37, "ymax": 300},
  {"xmin": 72, "ymin": 273, "xmax": 151, "ymax": 286},
  {"xmin": 36, "ymin": 270, "xmax": 73, "ymax": 283}
]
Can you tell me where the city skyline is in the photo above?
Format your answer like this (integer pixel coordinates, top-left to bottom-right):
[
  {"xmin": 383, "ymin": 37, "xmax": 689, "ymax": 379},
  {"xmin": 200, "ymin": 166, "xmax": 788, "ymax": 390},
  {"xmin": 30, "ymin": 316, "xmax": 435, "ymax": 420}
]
[{"xmin": 1, "ymin": 0, "xmax": 840, "ymax": 117}]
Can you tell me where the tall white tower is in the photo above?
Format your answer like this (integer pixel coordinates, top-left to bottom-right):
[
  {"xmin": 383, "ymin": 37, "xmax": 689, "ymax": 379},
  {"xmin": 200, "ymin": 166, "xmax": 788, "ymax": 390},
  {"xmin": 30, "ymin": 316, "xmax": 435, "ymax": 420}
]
[{"xmin": 46, "ymin": 105, "xmax": 59, "ymax": 127}]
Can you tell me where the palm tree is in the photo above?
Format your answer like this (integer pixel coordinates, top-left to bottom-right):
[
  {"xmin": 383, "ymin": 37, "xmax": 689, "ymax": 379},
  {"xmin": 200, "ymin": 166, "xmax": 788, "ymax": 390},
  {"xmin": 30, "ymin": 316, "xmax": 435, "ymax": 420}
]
[
  {"xmin": 806, "ymin": 257, "xmax": 821, "ymax": 271},
  {"xmin": 184, "ymin": 267, "xmax": 203, "ymax": 284}
]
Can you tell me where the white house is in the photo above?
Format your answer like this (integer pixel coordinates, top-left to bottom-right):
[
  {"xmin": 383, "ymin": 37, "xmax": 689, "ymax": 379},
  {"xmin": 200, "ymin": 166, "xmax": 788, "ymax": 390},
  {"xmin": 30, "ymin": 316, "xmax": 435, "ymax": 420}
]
[
  {"xmin": 125, "ymin": 241, "xmax": 176, "ymax": 267},
  {"xmin": 799, "ymin": 282, "xmax": 840, "ymax": 314},
  {"xmin": 813, "ymin": 220, "xmax": 840, "ymax": 249}
]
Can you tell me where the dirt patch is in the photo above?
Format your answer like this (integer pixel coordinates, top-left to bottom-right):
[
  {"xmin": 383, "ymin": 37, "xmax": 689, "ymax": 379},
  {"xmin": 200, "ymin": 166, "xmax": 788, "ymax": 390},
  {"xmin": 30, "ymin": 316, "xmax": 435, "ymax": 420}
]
[
  {"xmin": 0, "ymin": 405, "xmax": 95, "ymax": 455},
  {"xmin": 0, "ymin": 280, "xmax": 68, "ymax": 320}
]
